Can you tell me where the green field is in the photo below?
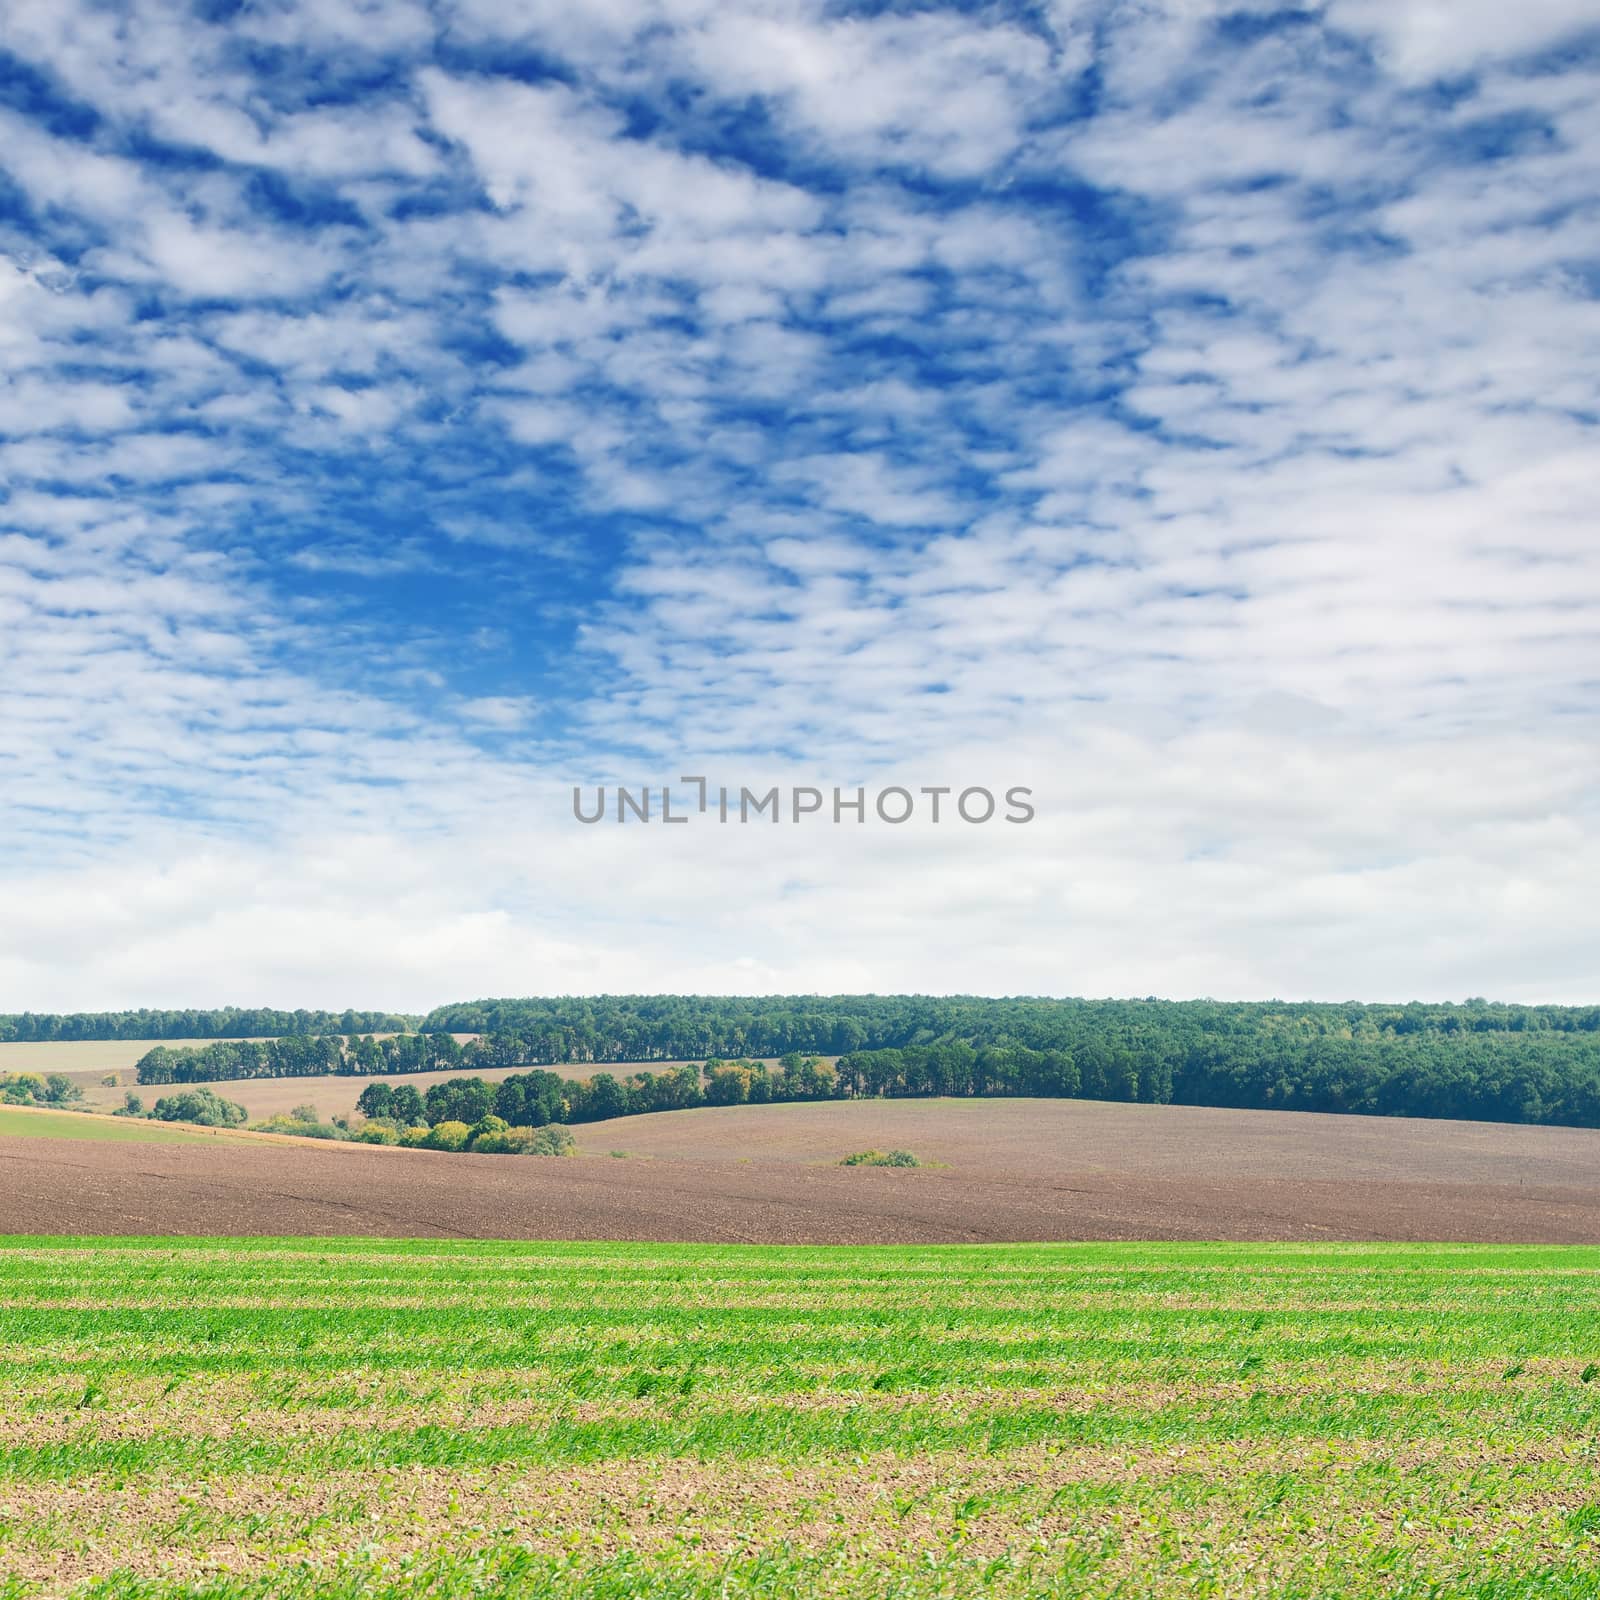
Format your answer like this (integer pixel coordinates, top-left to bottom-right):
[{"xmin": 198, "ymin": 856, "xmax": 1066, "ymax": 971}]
[
  {"xmin": 2, "ymin": 1240, "xmax": 1600, "ymax": 1598},
  {"xmin": 0, "ymin": 1107, "xmax": 213, "ymax": 1143}
]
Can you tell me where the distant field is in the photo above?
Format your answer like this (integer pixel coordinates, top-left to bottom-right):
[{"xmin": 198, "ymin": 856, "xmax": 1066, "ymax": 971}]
[
  {"xmin": 5, "ymin": 1098, "xmax": 1600, "ymax": 1242},
  {"xmin": 0, "ymin": 1238, "xmax": 1598, "ymax": 1597},
  {"xmin": 71, "ymin": 1058, "xmax": 780, "ymax": 1122},
  {"xmin": 0, "ymin": 1038, "xmax": 281, "ymax": 1080},
  {"xmin": 0, "ymin": 1106, "xmax": 214, "ymax": 1144},
  {"xmin": 574, "ymin": 1094, "xmax": 1600, "ymax": 1184},
  {"xmin": 0, "ymin": 1036, "xmax": 478, "ymax": 1089}
]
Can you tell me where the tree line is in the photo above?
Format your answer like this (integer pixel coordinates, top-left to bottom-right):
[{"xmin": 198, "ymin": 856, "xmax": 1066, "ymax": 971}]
[
  {"xmin": 342, "ymin": 1029, "xmax": 1600, "ymax": 1133},
  {"xmin": 0, "ymin": 1007, "xmax": 416, "ymax": 1043},
  {"xmin": 419, "ymin": 994, "xmax": 1600, "ymax": 1064},
  {"xmin": 28, "ymin": 994, "xmax": 1600, "ymax": 1054},
  {"xmin": 107, "ymin": 993, "xmax": 1600, "ymax": 1129},
  {"xmin": 135, "ymin": 1033, "xmax": 465, "ymax": 1084},
  {"xmin": 356, "ymin": 1062, "xmax": 772, "ymax": 1131}
]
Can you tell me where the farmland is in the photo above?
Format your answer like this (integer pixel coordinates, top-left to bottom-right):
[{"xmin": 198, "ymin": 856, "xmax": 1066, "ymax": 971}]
[
  {"xmin": 0, "ymin": 1107, "xmax": 214, "ymax": 1145},
  {"xmin": 4, "ymin": 1098, "xmax": 1600, "ymax": 1242},
  {"xmin": 0, "ymin": 1040, "xmax": 282, "ymax": 1082},
  {"xmin": 0, "ymin": 1039, "xmax": 482, "ymax": 1104},
  {"xmin": 0, "ymin": 1238, "xmax": 1598, "ymax": 1597}
]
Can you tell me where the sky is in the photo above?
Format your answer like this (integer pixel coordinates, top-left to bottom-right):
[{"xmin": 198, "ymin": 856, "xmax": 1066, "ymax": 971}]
[{"xmin": 1, "ymin": 0, "xmax": 1598, "ymax": 1011}]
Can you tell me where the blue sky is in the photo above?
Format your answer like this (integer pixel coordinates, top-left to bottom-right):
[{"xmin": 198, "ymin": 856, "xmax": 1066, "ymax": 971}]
[{"xmin": 2, "ymin": 0, "xmax": 1599, "ymax": 1008}]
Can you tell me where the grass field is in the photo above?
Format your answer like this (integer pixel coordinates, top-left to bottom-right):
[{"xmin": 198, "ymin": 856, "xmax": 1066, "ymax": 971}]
[
  {"xmin": 1, "ymin": 1241, "xmax": 1599, "ymax": 1597},
  {"xmin": 0, "ymin": 1107, "xmax": 212, "ymax": 1144}
]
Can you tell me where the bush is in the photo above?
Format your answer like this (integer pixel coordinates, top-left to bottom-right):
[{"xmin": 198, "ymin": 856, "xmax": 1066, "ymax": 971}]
[
  {"xmin": 287, "ymin": 1103, "xmax": 321, "ymax": 1124},
  {"xmin": 149, "ymin": 1088, "xmax": 247, "ymax": 1127},
  {"xmin": 251, "ymin": 1115, "xmax": 347, "ymax": 1140},
  {"xmin": 529, "ymin": 1123, "xmax": 575, "ymax": 1156},
  {"xmin": 356, "ymin": 1123, "xmax": 400, "ymax": 1145},
  {"xmin": 840, "ymin": 1149, "xmax": 920, "ymax": 1168},
  {"xmin": 423, "ymin": 1119, "xmax": 472, "ymax": 1152},
  {"xmin": 467, "ymin": 1114, "xmax": 510, "ymax": 1148},
  {"xmin": 398, "ymin": 1125, "xmax": 432, "ymax": 1148},
  {"xmin": 471, "ymin": 1126, "xmax": 527, "ymax": 1154},
  {"xmin": 474, "ymin": 1123, "xmax": 576, "ymax": 1156},
  {"xmin": 113, "ymin": 1092, "xmax": 145, "ymax": 1117}
]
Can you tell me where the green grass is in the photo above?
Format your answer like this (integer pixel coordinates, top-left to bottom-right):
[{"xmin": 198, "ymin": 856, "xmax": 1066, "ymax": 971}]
[
  {"xmin": 2, "ymin": 1240, "xmax": 1600, "ymax": 1597},
  {"xmin": 0, "ymin": 1107, "xmax": 214, "ymax": 1143}
]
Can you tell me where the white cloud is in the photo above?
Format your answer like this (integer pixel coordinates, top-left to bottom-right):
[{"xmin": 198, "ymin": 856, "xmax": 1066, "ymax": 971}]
[
  {"xmin": 0, "ymin": 0, "xmax": 1597, "ymax": 1005},
  {"xmin": 1326, "ymin": 0, "xmax": 1599, "ymax": 81}
]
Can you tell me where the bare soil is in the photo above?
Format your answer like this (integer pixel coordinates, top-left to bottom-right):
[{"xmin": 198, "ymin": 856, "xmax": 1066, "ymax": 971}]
[{"xmin": 2, "ymin": 1097, "xmax": 1599, "ymax": 1242}]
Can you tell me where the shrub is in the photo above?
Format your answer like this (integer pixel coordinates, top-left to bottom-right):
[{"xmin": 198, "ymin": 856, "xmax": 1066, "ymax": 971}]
[
  {"xmin": 113, "ymin": 1092, "xmax": 145, "ymax": 1117},
  {"xmin": 471, "ymin": 1127, "xmax": 526, "ymax": 1154},
  {"xmin": 528, "ymin": 1123, "xmax": 575, "ymax": 1156},
  {"xmin": 840, "ymin": 1149, "xmax": 920, "ymax": 1168},
  {"xmin": 398, "ymin": 1125, "xmax": 432, "ymax": 1148},
  {"xmin": 287, "ymin": 1103, "xmax": 321, "ymax": 1124},
  {"xmin": 251, "ymin": 1115, "xmax": 347, "ymax": 1140},
  {"xmin": 423, "ymin": 1120, "xmax": 472, "ymax": 1152},
  {"xmin": 356, "ymin": 1123, "xmax": 400, "ymax": 1145},
  {"xmin": 473, "ymin": 1123, "xmax": 575, "ymax": 1155},
  {"xmin": 149, "ymin": 1088, "xmax": 248, "ymax": 1127},
  {"xmin": 102, "ymin": 1073, "xmax": 121, "ymax": 1087},
  {"xmin": 467, "ymin": 1114, "xmax": 510, "ymax": 1148}
]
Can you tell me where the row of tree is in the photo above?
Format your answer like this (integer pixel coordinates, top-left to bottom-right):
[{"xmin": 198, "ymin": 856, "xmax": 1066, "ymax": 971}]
[
  {"xmin": 0, "ymin": 1007, "xmax": 416, "ymax": 1043},
  {"xmin": 356, "ymin": 1066, "xmax": 701, "ymax": 1128},
  {"xmin": 136, "ymin": 1033, "xmax": 466, "ymax": 1084},
  {"xmin": 22, "ymin": 994, "xmax": 1600, "ymax": 1051},
  {"xmin": 114, "ymin": 995, "xmax": 1600, "ymax": 1129},
  {"xmin": 343, "ymin": 1027, "xmax": 1600, "ymax": 1131},
  {"xmin": 830, "ymin": 1035, "xmax": 1600, "ymax": 1126},
  {"xmin": 421, "ymin": 994, "xmax": 1600, "ymax": 1065}
]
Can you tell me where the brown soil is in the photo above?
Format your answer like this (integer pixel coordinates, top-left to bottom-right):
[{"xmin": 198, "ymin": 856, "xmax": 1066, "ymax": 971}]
[{"xmin": 2, "ymin": 1097, "xmax": 1599, "ymax": 1242}]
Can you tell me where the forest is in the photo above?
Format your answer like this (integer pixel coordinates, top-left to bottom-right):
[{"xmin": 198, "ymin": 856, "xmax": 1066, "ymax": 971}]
[
  {"xmin": 419, "ymin": 993, "xmax": 1600, "ymax": 1059},
  {"xmin": 123, "ymin": 995, "xmax": 1600, "ymax": 1129},
  {"xmin": 0, "ymin": 1007, "xmax": 416, "ymax": 1042}
]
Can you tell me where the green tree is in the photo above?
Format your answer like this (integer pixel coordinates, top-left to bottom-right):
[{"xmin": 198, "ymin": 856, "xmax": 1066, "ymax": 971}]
[{"xmin": 424, "ymin": 1078, "xmax": 494, "ymax": 1125}]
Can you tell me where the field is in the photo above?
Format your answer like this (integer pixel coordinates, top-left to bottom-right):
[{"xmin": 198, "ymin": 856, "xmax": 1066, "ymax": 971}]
[
  {"xmin": 0, "ymin": 1238, "xmax": 1597, "ymax": 1598},
  {"xmin": 0, "ymin": 1107, "xmax": 214, "ymax": 1145},
  {"xmin": 0, "ymin": 1038, "xmax": 482, "ymax": 1101},
  {"xmin": 0, "ymin": 1040, "xmax": 280, "ymax": 1079},
  {"xmin": 4, "ymin": 1098, "xmax": 1600, "ymax": 1242}
]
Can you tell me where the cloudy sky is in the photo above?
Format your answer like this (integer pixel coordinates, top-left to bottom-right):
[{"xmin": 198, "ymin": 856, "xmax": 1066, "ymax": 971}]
[{"xmin": 2, "ymin": 0, "xmax": 1598, "ymax": 1010}]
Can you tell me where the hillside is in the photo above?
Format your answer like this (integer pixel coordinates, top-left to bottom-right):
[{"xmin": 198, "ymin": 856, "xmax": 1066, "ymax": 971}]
[{"xmin": 4, "ymin": 1097, "xmax": 1599, "ymax": 1244}]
